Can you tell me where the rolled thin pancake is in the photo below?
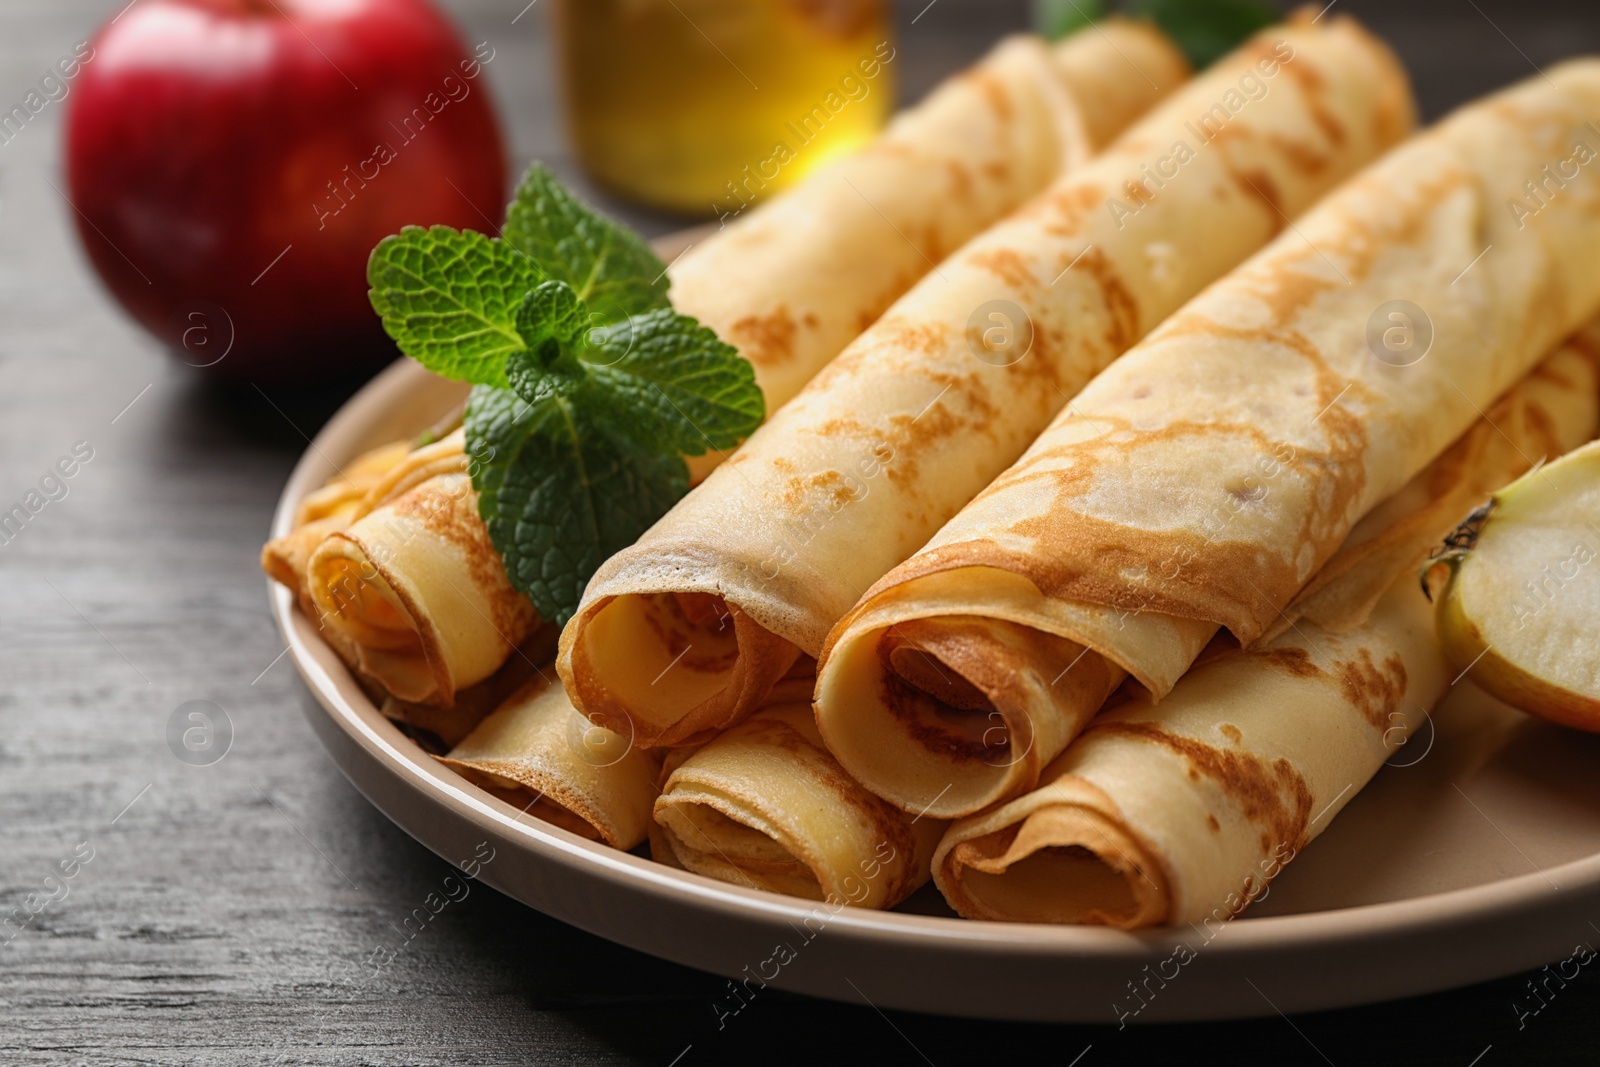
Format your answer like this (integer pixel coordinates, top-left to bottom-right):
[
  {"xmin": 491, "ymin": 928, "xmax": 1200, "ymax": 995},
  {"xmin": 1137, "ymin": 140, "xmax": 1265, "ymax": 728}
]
[
  {"xmin": 261, "ymin": 437, "xmax": 416, "ymax": 614},
  {"xmin": 440, "ymin": 675, "xmax": 663, "ymax": 849},
  {"xmin": 816, "ymin": 61, "xmax": 1600, "ymax": 818},
  {"xmin": 674, "ymin": 20, "xmax": 1190, "ymax": 481},
  {"xmin": 931, "ymin": 341, "xmax": 1600, "ymax": 925},
  {"xmin": 306, "ymin": 471, "xmax": 539, "ymax": 706},
  {"xmin": 651, "ymin": 702, "xmax": 945, "ymax": 908},
  {"xmin": 562, "ymin": 14, "xmax": 1415, "ymax": 748}
]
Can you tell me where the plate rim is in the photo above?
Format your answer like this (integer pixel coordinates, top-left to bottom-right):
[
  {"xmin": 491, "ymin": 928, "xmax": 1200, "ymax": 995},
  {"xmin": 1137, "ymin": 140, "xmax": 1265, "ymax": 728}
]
[{"xmin": 270, "ymin": 355, "xmax": 1600, "ymax": 1022}]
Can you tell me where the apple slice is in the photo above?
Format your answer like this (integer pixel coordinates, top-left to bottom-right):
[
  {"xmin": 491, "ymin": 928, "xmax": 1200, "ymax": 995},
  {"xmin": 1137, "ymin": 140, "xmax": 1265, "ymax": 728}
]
[{"xmin": 1426, "ymin": 439, "xmax": 1600, "ymax": 731}]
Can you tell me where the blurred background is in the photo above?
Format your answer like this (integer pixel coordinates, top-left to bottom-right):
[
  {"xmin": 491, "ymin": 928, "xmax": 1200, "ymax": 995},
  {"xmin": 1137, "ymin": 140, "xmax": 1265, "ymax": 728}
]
[{"xmin": 3, "ymin": 1, "xmax": 1600, "ymax": 1064}]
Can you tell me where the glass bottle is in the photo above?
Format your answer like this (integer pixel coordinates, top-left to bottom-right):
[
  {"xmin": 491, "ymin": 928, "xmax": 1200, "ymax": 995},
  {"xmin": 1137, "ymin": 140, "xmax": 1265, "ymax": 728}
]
[{"xmin": 552, "ymin": 0, "xmax": 895, "ymax": 215}]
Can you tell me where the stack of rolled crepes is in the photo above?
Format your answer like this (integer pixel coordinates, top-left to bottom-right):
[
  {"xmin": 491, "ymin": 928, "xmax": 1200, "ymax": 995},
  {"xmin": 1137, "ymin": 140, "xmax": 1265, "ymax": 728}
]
[
  {"xmin": 932, "ymin": 335, "xmax": 1600, "ymax": 923},
  {"xmin": 559, "ymin": 12, "xmax": 1413, "ymax": 751},
  {"xmin": 817, "ymin": 56, "xmax": 1600, "ymax": 815},
  {"xmin": 810, "ymin": 59, "xmax": 1600, "ymax": 919},
  {"xmin": 657, "ymin": 338, "xmax": 1600, "ymax": 915},
  {"xmin": 265, "ymin": 19, "xmax": 1188, "ymax": 837},
  {"xmin": 556, "ymin": 13, "xmax": 1411, "ymax": 902}
]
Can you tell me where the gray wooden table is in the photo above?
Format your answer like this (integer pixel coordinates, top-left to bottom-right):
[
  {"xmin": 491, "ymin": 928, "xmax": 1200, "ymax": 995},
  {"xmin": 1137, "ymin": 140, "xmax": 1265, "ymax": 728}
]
[{"xmin": 3, "ymin": 1, "xmax": 1599, "ymax": 1063}]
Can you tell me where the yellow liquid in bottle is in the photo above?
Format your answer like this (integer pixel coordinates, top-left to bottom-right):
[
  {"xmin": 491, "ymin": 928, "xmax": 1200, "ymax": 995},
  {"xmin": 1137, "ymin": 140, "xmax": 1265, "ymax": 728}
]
[{"xmin": 553, "ymin": 0, "xmax": 895, "ymax": 215}]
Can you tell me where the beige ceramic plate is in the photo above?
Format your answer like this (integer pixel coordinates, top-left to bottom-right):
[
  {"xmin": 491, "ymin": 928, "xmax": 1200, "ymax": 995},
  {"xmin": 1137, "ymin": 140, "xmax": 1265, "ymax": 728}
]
[{"xmin": 270, "ymin": 359, "xmax": 1600, "ymax": 1026}]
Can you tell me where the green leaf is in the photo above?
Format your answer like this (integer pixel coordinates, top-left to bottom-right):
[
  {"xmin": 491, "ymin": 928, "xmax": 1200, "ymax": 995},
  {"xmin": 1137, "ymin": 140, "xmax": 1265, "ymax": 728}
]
[
  {"xmin": 465, "ymin": 384, "xmax": 539, "ymax": 514},
  {"xmin": 514, "ymin": 279, "xmax": 590, "ymax": 353},
  {"xmin": 584, "ymin": 308, "xmax": 764, "ymax": 456},
  {"xmin": 368, "ymin": 226, "xmax": 542, "ymax": 387},
  {"xmin": 502, "ymin": 164, "xmax": 671, "ymax": 325},
  {"xmin": 1033, "ymin": 0, "xmax": 1106, "ymax": 40},
  {"xmin": 467, "ymin": 384, "xmax": 686, "ymax": 625},
  {"xmin": 504, "ymin": 280, "xmax": 591, "ymax": 405},
  {"xmin": 1132, "ymin": 0, "xmax": 1277, "ymax": 69}
]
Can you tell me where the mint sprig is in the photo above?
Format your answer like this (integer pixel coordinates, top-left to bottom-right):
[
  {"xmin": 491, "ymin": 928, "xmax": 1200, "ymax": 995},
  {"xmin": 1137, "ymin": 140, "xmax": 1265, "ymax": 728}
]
[{"xmin": 368, "ymin": 165, "xmax": 764, "ymax": 625}]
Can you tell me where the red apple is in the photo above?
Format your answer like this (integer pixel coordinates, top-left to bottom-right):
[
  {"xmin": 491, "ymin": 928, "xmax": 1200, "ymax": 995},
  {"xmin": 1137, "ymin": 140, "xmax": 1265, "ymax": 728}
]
[{"xmin": 65, "ymin": 0, "xmax": 508, "ymax": 384}]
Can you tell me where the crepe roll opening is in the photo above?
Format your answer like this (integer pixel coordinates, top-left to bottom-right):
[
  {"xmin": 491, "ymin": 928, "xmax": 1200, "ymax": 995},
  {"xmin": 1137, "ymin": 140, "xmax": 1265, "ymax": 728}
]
[
  {"xmin": 652, "ymin": 704, "xmax": 940, "ymax": 909},
  {"xmin": 312, "ymin": 547, "xmax": 423, "ymax": 650},
  {"xmin": 562, "ymin": 592, "xmax": 802, "ymax": 748},
  {"xmin": 939, "ymin": 802, "xmax": 1169, "ymax": 927},
  {"xmin": 654, "ymin": 785, "xmax": 830, "ymax": 902},
  {"xmin": 816, "ymin": 621, "xmax": 1035, "ymax": 818},
  {"xmin": 817, "ymin": 615, "xmax": 1119, "ymax": 820},
  {"xmin": 307, "ymin": 473, "xmax": 535, "ymax": 705}
]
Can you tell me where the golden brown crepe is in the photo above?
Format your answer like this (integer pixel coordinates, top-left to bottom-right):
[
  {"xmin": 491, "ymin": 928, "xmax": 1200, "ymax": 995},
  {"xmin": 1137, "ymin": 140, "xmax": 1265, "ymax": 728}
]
[
  {"xmin": 261, "ymin": 437, "xmax": 414, "ymax": 613},
  {"xmin": 651, "ymin": 701, "xmax": 945, "ymax": 907},
  {"xmin": 304, "ymin": 470, "xmax": 539, "ymax": 707},
  {"xmin": 265, "ymin": 427, "xmax": 543, "ymax": 729},
  {"xmin": 816, "ymin": 61, "xmax": 1600, "ymax": 819},
  {"xmin": 673, "ymin": 20, "xmax": 1191, "ymax": 483},
  {"xmin": 440, "ymin": 675, "xmax": 665, "ymax": 849},
  {"xmin": 561, "ymin": 14, "xmax": 1415, "ymax": 748},
  {"xmin": 931, "ymin": 340, "xmax": 1600, "ymax": 924}
]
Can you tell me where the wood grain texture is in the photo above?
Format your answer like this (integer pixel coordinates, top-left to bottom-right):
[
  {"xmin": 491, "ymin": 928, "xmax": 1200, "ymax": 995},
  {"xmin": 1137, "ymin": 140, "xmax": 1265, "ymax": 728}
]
[{"xmin": 3, "ymin": 1, "xmax": 1600, "ymax": 1063}]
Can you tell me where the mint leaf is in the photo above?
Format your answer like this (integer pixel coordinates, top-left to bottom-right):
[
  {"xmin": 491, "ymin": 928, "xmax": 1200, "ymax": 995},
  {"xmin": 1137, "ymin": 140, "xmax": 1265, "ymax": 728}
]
[
  {"xmin": 1034, "ymin": 0, "xmax": 1105, "ymax": 39},
  {"xmin": 586, "ymin": 308, "xmax": 763, "ymax": 456},
  {"xmin": 506, "ymin": 280, "xmax": 591, "ymax": 403},
  {"xmin": 368, "ymin": 226, "xmax": 542, "ymax": 387},
  {"xmin": 502, "ymin": 164, "xmax": 670, "ymax": 324},
  {"xmin": 514, "ymin": 279, "xmax": 590, "ymax": 354},
  {"xmin": 467, "ymin": 384, "xmax": 686, "ymax": 625},
  {"xmin": 465, "ymin": 385, "xmax": 537, "ymax": 513},
  {"xmin": 503, "ymin": 302, "xmax": 764, "ymax": 459}
]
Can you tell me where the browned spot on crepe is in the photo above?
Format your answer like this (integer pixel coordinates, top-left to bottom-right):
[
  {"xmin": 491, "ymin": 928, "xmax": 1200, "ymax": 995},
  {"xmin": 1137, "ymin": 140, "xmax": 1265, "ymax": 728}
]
[
  {"xmin": 1090, "ymin": 720, "xmax": 1315, "ymax": 850},
  {"xmin": 1276, "ymin": 38, "xmax": 1347, "ymax": 148},
  {"xmin": 1337, "ymin": 648, "xmax": 1407, "ymax": 729},
  {"xmin": 880, "ymin": 321, "xmax": 951, "ymax": 357},
  {"xmin": 387, "ymin": 479, "xmax": 537, "ymax": 638},
  {"xmin": 729, "ymin": 306, "xmax": 796, "ymax": 366},
  {"xmin": 1070, "ymin": 246, "xmax": 1140, "ymax": 354},
  {"xmin": 967, "ymin": 248, "xmax": 1038, "ymax": 291},
  {"xmin": 1037, "ymin": 183, "xmax": 1105, "ymax": 238},
  {"xmin": 877, "ymin": 655, "xmax": 1004, "ymax": 764},
  {"xmin": 1266, "ymin": 132, "xmax": 1333, "ymax": 177},
  {"xmin": 1226, "ymin": 166, "xmax": 1285, "ymax": 232},
  {"xmin": 969, "ymin": 69, "xmax": 1015, "ymax": 124},
  {"xmin": 1254, "ymin": 646, "xmax": 1324, "ymax": 679},
  {"xmin": 882, "ymin": 627, "xmax": 992, "ymax": 712}
]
